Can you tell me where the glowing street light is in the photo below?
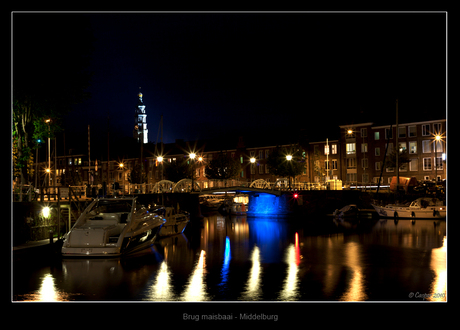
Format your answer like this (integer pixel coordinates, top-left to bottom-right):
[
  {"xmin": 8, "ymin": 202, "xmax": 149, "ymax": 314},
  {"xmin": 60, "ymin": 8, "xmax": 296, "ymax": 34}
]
[
  {"xmin": 434, "ymin": 134, "xmax": 443, "ymax": 182},
  {"xmin": 118, "ymin": 162, "xmax": 125, "ymax": 196},
  {"xmin": 189, "ymin": 153, "xmax": 197, "ymax": 192},
  {"xmin": 42, "ymin": 206, "xmax": 51, "ymax": 218},
  {"xmin": 286, "ymin": 155, "xmax": 293, "ymax": 189},
  {"xmin": 249, "ymin": 157, "xmax": 256, "ymax": 182}
]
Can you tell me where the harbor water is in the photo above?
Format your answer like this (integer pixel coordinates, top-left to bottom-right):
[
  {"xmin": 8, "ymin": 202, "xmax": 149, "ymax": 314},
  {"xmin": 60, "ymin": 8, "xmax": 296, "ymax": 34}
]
[{"xmin": 12, "ymin": 212, "xmax": 446, "ymax": 302}]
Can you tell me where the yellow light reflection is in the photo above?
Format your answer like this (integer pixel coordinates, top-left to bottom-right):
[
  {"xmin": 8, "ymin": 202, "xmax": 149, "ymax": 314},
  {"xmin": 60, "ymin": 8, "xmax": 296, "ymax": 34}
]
[
  {"xmin": 240, "ymin": 246, "xmax": 261, "ymax": 300},
  {"xmin": 340, "ymin": 241, "xmax": 368, "ymax": 301},
  {"xmin": 428, "ymin": 236, "xmax": 447, "ymax": 301},
  {"xmin": 181, "ymin": 250, "xmax": 208, "ymax": 301},
  {"xmin": 148, "ymin": 261, "xmax": 175, "ymax": 301},
  {"xmin": 278, "ymin": 243, "xmax": 300, "ymax": 300},
  {"xmin": 38, "ymin": 273, "xmax": 59, "ymax": 302}
]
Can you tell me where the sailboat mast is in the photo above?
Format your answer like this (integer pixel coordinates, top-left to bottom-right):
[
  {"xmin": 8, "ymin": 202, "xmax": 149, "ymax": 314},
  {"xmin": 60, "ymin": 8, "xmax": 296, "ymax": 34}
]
[{"xmin": 396, "ymin": 98, "xmax": 399, "ymax": 193}]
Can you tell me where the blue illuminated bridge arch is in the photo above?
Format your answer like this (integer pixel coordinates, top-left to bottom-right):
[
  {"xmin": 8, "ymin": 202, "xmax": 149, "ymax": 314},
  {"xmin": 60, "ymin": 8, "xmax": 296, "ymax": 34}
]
[{"xmin": 196, "ymin": 186, "xmax": 293, "ymax": 217}]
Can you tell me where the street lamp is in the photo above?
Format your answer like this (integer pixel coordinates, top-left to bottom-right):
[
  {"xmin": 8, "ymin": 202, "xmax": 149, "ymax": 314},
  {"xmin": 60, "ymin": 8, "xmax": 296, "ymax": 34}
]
[
  {"xmin": 45, "ymin": 119, "xmax": 51, "ymax": 188},
  {"xmin": 435, "ymin": 134, "xmax": 441, "ymax": 182},
  {"xmin": 250, "ymin": 157, "xmax": 256, "ymax": 183},
  {"xmin": 119, "ymin": 162, "xmax": 125, "ymax": 196},
  {"xmin": 189, "ymin": 153, "xmax": 196, "ymax": 192},
  {"xmin": 156, "ymin": 156, "xmax": 164, "ymax": 181},
  {"xmin": 286, "ymin": 155, "xmax": 293, "ymax": 189}
]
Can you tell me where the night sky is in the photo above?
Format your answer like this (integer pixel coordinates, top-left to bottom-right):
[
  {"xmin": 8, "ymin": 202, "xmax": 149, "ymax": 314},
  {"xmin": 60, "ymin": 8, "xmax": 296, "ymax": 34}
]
[{"xmin": 14, "ymin": 12, "xmax": 447, "ymax": 147}]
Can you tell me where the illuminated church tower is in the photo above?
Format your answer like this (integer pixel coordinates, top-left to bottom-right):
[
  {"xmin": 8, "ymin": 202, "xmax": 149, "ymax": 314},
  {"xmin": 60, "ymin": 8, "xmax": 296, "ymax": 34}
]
[{"xmin": 133, "ymin": 90, "xmax": 148, "ymax": 144}]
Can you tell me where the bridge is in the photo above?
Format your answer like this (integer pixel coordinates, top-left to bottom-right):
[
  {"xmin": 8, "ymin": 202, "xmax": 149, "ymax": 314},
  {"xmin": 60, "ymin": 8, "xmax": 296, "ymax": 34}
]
[{"xmin": 195, "ymin": 186, "xmax": 283, "ymax": 197}]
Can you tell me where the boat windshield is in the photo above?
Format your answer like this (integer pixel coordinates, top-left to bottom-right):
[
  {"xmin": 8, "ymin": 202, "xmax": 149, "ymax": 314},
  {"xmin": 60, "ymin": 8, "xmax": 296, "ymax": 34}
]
[{"xmin": 89, "ymin": 200, "xmax": 133, "ymax": 215}]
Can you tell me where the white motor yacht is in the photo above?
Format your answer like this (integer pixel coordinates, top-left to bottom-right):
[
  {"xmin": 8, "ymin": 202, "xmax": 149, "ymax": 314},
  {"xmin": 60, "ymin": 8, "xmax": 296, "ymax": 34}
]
[
  {"xmin": 151, "ymin": 206, "xmax": 190, "ymax": 237},
  {"xmin": 61, "ymin": 198, "xmax": 165, "ymax": 257},
  {"xmin": 371, "ymin": 197, "xmax": 446, "ymax": 219}
]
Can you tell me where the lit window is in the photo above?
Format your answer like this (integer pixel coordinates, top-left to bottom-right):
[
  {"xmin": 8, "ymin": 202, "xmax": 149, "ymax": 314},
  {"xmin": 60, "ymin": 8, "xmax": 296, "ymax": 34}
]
[
  {"xmin": 331, "ymin": 144, "xmax": 337, "ymax": 154},
  {"xmin": 346, "ymin": 143, "xmax": 356, "ymax": 155}
]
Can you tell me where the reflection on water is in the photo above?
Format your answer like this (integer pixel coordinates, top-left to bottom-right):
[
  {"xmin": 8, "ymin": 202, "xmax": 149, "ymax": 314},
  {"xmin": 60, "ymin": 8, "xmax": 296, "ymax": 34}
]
[
  {"xmin": 149, "ymin": 261, "xmax": 174, "ymax": 301},
  {"xmin": 340, "ymin": 242, "xmax": 368, "ymax": 301},
  {"xmin": 429, "ymin": 236, "xmax": 447, "ymax": 301},
  {"xmin": 219, "ymin": 236, "xmax": 231, "ymax": 290},
  {"xmin": 240, "ymin": 245, "xmax": 262, "ymax": 300},
  {"xmin": 37, "ymin": 274, "xmax": 59, "ymax": 302},
  {"xmin": 278, "ymin": 235, "xmax": 301, "ymax": 300},
  {"xmin": 181, "ymin": 250, "xmax": 208, "ymax": 301},
  {"xmin": 13, "ymin": 214, "xmax": 447, "ymax": 302}
]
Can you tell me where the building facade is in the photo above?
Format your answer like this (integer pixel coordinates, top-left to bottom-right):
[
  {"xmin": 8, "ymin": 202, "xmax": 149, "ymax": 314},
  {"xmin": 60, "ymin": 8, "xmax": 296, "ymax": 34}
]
[
  {"xmin": 31, "ymin": 118, "xmax": 446, "ymax": 192},
  {"xmin": 338, "ymin": 119, "xmax": 446, "ymax": 186}
]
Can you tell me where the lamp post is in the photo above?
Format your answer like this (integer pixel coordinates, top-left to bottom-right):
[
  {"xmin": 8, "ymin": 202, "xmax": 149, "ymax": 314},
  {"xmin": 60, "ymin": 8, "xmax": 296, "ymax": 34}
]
[
  {"xmin": 157, "ymin": 156, "xmax": 163, "ymax": 181},
  {"xmin": 435, "ymin": 135, "xmax": 441, "ymax": 182},
  {"xmin": 189, "ymin": 153, "xmax": 196, "ymax": 192},
  {"xmin": 286, "ymin": 155, "xmax": 293, "ymax": 189},
  {"xmin": 45, "ymin": 119, "xmax": 51, "ymax": 188},
  {"xmin": 250, "ymin": 157, "xmax": 256, "ymax": 184},
  {"xmin": 119, "ymin": 162, "xmax": 125, "ymax": 196}
]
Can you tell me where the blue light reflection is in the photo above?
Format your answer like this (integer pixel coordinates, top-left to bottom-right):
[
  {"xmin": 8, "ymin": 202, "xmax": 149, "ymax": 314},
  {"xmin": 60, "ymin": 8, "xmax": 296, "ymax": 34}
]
[{"xmin": 219, "ymin": 236, "xmax": 231, "ymax": 290}]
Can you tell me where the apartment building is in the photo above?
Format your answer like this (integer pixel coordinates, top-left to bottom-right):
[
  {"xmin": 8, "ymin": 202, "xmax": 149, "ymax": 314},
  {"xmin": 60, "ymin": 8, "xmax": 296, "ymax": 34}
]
[{"xmin": 338, "ymin": 119, "xmax": 446, "ymax": 185}]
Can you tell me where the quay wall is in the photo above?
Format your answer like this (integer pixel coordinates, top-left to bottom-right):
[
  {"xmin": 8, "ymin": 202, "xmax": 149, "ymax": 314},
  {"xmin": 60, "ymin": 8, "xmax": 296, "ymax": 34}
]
[{"xmin": 247, "ymin": 190, "xmax": 373, "ymax": 218}]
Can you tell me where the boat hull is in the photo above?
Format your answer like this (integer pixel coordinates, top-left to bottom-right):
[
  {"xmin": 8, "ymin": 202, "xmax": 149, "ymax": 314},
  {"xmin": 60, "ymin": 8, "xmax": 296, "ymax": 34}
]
[
  {"xmin": 159, "ymin": 217, "xmax": 189, "ymax": 236},
  {"xmin": 61, "ymin": 198, "xmax": 165, "ymax": 257},
  {"xmin": 61, "ymin": 225, "xmax": 162, "ymax": 257},
  {"xmin": 372, "ymin": 204, "xmax": 446, "ymax": 219}
]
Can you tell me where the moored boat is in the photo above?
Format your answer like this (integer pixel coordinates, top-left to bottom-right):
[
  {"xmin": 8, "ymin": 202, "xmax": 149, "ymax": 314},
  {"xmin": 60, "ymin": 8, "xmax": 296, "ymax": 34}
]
[
  {"xmin": 151, "ymin": 206, "xmax": 190, "ymax": 237},
  {"xmin": 371, "ymin": 197, "xmax": 446, "ymax": 219},
  {"xmin": 61, "ymin": 197, "xmax": 165, "ymax": 257}
]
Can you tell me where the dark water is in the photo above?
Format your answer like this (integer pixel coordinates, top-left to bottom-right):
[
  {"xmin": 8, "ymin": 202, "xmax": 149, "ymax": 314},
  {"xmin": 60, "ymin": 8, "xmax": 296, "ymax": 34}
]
[{"xmin": 12, "ymin": 213, "xmax": 446, "ymax": 302}]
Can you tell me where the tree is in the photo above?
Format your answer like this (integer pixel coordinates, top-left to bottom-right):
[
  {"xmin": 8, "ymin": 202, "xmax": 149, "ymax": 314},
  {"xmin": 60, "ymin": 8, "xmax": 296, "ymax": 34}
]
[
  {"xmin": 128, "ymin": 163, "xmax": 147, "ymax": 184},
  {"xmin": 164, "ymin": 159, "xmax": 195, "ymax": 183},
  {"xmin": 385, "ymin": 145, "xmax": 410, "ymax": 169},
  {"xmin": 266, "ymin": 144, "xmax": 306, "ymax": 186},
  {"xmin": 205, "ymin": 152, "xmax": 241, "ymax": 186}
]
